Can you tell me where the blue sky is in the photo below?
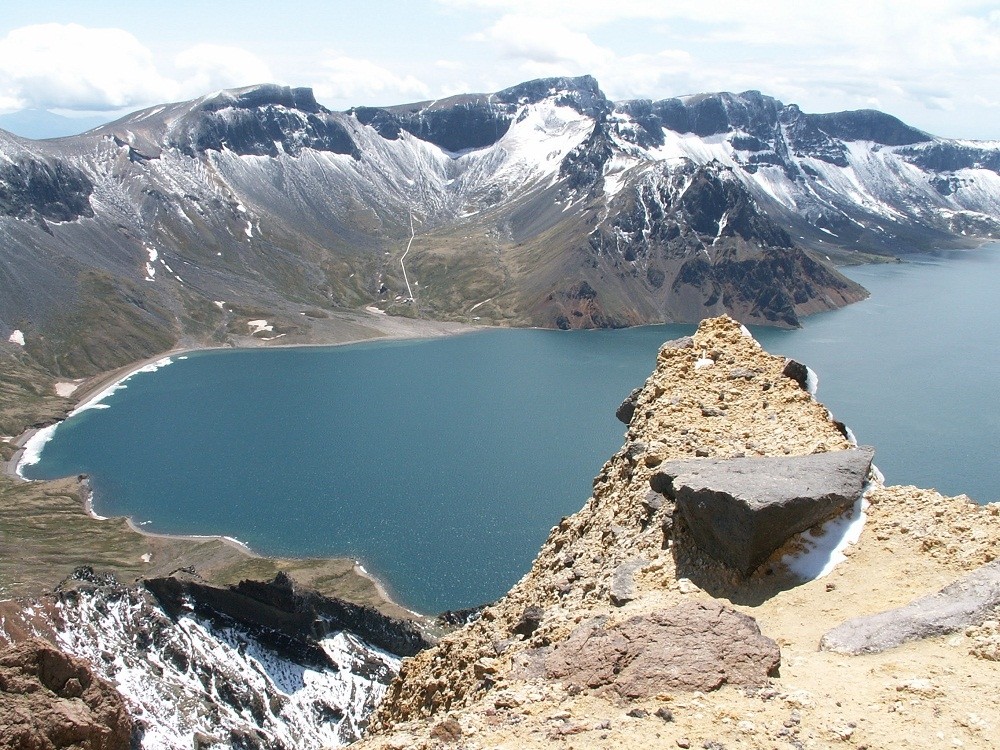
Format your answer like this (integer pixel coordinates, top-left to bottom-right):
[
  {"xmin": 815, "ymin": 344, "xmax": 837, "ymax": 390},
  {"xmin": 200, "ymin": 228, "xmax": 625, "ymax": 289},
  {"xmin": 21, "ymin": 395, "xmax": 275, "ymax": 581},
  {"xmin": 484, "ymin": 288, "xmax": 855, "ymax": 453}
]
[{"xmin": 1, "ymin": 0, "xmax": 998, "ymax": 139}]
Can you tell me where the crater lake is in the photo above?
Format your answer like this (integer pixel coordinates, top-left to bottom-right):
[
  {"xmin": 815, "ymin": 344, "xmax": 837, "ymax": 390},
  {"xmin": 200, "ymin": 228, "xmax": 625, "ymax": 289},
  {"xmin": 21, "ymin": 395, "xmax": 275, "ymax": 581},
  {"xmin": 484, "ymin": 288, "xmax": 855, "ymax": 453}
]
[{"xmin": 22, "ymin": 243, "xmax": 1000, "ymax": 614}]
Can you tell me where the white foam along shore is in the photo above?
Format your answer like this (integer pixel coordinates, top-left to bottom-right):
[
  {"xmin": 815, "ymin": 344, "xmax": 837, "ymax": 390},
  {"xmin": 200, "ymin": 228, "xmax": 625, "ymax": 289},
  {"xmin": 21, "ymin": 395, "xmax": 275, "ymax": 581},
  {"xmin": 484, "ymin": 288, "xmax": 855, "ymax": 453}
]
[
  {"xmin": 10, "ymin": 314, "xmax": 475, "ymax": 482},
  {"xmin": 15, "ymin": 356, "xmax": 177, "ymax": 479}
]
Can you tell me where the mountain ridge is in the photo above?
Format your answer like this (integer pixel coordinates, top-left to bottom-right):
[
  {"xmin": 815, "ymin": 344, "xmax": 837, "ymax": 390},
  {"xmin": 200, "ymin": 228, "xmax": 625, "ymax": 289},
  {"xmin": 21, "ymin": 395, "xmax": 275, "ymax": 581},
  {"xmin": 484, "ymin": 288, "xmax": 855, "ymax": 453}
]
[{"xmin": 1, "ymin": 75, "xmax": 998, "ymax": 381}]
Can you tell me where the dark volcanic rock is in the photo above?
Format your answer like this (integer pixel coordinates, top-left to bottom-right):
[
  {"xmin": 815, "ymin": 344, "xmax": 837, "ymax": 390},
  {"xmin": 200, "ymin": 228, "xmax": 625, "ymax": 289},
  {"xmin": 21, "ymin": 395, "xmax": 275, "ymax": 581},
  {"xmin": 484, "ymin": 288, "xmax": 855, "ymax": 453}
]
[
  {"xmin": 512, "ymin": 605, "xmax": 545, "ymax": 638},
  {"xmin": 145, "ymin": 573, "xmax": 430, "ymax": 659},
  {"xmin": 379, "ymin": 75, "xmax": 610, "ymax": 154},
  {"xmin": 0, "ymin": 637, "xmax": 133, "ymax": 750},
  {"xmin": 170, "ymin": 84, "xmax": 360, "ymax": 158},
  {"xmin": 782, "ymin": 358, "xmax": 811, "ymax": 391},
  {"xmin": 616, "ymin": 386, "xmax": 643, "ymax": 425},
  {"xmin": 899, "ymin": 142, "xmax": 1000, "ymax": 174},
  {"xmin": 584, "ymin": 158, "xmax": 867, "ymax": 329},
  {"xmin": 350, "ymin": 106, "xmax": 403, "ymax": 140},
  {"xmin": 808, "ymin": 109, "xmax": 929, "ymax": 146},
  {"xmin": 391, "ymin": 101, "xmax": 513, "ymax": 152},
  {"xmin": 610, "ymin": 557, "xmax": 649, "ymax": 606},
  {"xmin": 651, "ymin": 447, "xmax": 874, "ymax": 574},
  {"xmin": 540, "ymin": 600, "xmax": 780, "ymax": 695},
  {"xmin": 497, "ymin": 75, "xmax": 610, "ymax": 119},
  {"xmin": 820, "ymin": 560, "xmax": 1000, "ymax": 654},
  {"xmin": 0, "ymin": 158, "xmax": 94, "ymax": 223}
]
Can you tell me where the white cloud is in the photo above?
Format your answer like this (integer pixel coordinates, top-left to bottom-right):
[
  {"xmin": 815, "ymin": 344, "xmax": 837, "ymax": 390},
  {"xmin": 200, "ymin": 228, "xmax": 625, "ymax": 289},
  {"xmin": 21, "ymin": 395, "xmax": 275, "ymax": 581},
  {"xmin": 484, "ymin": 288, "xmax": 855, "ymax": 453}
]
[
  {"xmin": 0, "ymin": 23, "xmax": 178, "ymax": 110},
  {"xmin": 174, "ymin": 44, "xmax": 275, "ymax": 96},
  {"xmin": 483, "ymin": 15, "xmax": 614, "ymax": 69},
  {"xmin": 447, "ymin": 0, "xmax": 1000, "ymax": 138},
  {"xmin": 313, "ymin": 55, "xmax": 431, "ymax": 106},
  {"xmin": 0, "ymin": 23, "xmax": 280, "ymax": 113}
]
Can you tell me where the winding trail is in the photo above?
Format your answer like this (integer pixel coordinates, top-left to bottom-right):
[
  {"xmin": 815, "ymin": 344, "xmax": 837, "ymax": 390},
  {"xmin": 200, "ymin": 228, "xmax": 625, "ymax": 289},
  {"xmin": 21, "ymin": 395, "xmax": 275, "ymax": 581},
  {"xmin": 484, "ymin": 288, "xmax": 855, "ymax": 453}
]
[{"xmin": 400, "ymin": 213, "xmax": 415, "ymax": 301}]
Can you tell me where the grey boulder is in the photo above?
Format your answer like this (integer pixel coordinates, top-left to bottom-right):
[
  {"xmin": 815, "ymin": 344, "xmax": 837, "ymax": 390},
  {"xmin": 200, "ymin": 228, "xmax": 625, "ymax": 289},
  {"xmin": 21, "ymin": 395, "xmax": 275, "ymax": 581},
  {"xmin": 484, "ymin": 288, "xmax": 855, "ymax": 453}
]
[
  {"xmin": 651, "ymin": 447, "xmax": 874, "ymax": 574},
  {"xmin": 820, "ymin": 560, "xmax": 1000, "ymax": 654}
]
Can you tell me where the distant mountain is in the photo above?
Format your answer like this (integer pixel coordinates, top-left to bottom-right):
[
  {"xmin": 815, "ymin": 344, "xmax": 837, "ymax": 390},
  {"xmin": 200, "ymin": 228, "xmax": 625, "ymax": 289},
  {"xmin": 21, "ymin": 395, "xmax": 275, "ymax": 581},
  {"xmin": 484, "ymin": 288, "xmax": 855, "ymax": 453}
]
[
  {"xmin": 0, "ymin": 109, "xmax": 111, "ymax": 140},
  {"xmin": 1, "ymin": 77, "xmax": 998, "ymax": 377}
]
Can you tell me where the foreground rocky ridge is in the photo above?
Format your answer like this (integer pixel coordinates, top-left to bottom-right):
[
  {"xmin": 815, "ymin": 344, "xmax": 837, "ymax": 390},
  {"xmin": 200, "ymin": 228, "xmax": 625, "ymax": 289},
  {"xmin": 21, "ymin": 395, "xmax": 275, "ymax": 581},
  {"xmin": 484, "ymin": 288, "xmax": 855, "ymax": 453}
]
[
  {"xmin": 0, "ymin": 637, "xmax": 132, "ymax": 750},
  {"xmin": 0, "ymin": 569, "xmax": 428, "ymax": 749},
  {"xmin": 11, "ymin": 74, "xmax": 1000, "ymax": 383},
  {"xmin": 360, "ymin": 317, "xmax": 1000, "ymax": 750}
]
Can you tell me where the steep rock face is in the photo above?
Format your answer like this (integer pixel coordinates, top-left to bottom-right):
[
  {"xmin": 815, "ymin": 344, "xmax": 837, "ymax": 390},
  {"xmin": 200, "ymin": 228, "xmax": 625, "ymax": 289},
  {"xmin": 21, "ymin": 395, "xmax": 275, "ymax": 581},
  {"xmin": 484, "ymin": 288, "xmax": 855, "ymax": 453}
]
[
  {"xmin": 0, "ymin": 157, "xmax": 93, "ymax": 224},
  {"xmin": 808, "ymin": 109, "xmax": 928, "ymax": 146},
  {"xmin": 370, "ymin": 75, "xmax": 610, "ymax": 153},
  {"xmin": 145, "ymin": 572, "xmax": 430, "ymax": 658},
  {"xmin": 168, "ymin": 85, "xmax": 361, "ymax": 158},
  {"xmin": 0, "ymin": 637, "xmax": 133, "ymax": 750},
  {"xmin": 46, "ymin": 575, "xmax": 408, "ymax": 750},
  {"xmin": 579, "ymin": 162, "xmax": 866, "ymax": 328},
  {"xmin": 608, "ymin": 90, "xmax": 1000, "ymax": 250}
]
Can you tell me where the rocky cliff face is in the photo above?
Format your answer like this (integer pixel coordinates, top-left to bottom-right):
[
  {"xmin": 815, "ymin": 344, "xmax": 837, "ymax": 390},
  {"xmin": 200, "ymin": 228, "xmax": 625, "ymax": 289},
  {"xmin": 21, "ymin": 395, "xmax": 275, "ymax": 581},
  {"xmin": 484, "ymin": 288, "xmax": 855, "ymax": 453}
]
[
  {"xmin": 358, "ymin": 317, "xmax": 1000, "ymax": 750},
  {"xmin": 10, "ymin": 75, "xmax": 1000, "ymax": 375},
  {"xmin": 0, "ymin": 637, "xmax": 133, "ymax": 750},
  {"xmin": 1, "ymin": 569, "xmax": 429, "ymax": 750}
]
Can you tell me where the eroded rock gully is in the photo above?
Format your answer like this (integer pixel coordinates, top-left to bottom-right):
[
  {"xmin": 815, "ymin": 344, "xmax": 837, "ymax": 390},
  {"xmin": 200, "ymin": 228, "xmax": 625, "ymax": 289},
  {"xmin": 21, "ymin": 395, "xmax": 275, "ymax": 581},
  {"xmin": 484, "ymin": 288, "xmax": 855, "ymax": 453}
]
[{"xmin": 360, "ymin": 315, "xmax": 1000, "ymax": 750}]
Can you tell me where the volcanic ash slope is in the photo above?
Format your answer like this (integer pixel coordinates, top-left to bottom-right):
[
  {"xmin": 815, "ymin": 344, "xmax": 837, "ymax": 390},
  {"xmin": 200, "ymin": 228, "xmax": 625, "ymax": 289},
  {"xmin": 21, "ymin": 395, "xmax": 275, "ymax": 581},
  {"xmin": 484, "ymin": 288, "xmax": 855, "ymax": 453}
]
[{"xmin": 359, "ymin": 315, "xmax": 1000, "ymax": 750}]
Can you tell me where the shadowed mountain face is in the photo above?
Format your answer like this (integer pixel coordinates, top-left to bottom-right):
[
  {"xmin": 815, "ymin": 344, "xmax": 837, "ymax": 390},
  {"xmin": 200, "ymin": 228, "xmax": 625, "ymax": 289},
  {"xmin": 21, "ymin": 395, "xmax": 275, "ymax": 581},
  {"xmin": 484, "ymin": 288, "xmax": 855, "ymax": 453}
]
[{"xmin": 1, "ymin": 77, "xmax": 997, "ymax": 375}]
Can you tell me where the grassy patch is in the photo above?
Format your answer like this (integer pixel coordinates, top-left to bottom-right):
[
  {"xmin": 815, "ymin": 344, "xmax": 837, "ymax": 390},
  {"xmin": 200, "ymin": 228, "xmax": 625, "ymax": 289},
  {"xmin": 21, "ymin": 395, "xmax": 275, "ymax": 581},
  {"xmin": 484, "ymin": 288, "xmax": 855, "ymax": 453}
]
[{"xmin": 0, "ymin": 474, "xmax": 412, "ymax": 618}]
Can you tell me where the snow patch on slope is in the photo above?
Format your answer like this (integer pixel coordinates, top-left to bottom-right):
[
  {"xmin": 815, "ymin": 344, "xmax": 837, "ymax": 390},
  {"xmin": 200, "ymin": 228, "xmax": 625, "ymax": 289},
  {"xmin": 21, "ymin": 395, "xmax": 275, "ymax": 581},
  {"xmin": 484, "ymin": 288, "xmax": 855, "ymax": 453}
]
[{"xmin": 54, "ymin": 586, "xmax": 399, "ymax": 750}]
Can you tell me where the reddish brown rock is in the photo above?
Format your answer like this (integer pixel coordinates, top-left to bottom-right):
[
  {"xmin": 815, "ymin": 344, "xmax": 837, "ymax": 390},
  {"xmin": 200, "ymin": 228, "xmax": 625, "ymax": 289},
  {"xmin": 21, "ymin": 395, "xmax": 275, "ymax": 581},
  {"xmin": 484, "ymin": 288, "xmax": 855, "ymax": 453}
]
[
  {"xmin": 541, "ymin": 600, "xmax": 780, "ymax": 696},
  {"xmin": 0, "ymin": 638, "xmax": 132, "ymax": 750}
]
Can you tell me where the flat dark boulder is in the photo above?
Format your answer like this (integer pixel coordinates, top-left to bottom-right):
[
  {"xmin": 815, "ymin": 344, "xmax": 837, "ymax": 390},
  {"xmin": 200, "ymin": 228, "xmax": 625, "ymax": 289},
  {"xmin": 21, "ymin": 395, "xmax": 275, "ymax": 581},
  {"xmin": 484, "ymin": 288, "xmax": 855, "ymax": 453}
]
[
  {"xmin": 651, "ymin": 447, "xmax": 874, "ymax": 574},
  {"xmin": 820, "ymin": 560, "xmax": 1000, "ymax": 654}
]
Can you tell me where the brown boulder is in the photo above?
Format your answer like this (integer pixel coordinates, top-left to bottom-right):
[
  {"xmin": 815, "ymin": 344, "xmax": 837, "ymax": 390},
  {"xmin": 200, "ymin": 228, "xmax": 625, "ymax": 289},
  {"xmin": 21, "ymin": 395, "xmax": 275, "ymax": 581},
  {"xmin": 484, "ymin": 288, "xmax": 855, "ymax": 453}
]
[
  {"xmin": 0, "ymin": 638, "xmax": 132, "ymax": 750},
  {"xmin": 540, "ymin": 600, "xmax": 780, "ymax": 697}
]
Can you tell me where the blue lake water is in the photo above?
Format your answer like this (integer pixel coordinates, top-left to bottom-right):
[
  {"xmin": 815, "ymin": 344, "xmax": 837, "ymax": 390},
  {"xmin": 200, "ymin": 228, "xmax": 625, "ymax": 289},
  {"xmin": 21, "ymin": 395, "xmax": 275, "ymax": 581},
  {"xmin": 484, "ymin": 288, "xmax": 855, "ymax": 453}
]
[{"xmin": 22, "ymin": 243, "xmax": 1000, "ymax": 613}]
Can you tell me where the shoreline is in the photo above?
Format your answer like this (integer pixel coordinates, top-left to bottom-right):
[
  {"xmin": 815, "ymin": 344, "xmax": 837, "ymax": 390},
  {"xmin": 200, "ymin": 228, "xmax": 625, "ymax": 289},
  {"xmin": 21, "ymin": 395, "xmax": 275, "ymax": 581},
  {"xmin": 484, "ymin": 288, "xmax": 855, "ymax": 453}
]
[
  {"xmin": 4, "ymin": 314, "xmax": 481, "ymax": 482},
  {"xmin": 2, "ymin": 312, "xmax": 479, "ymax": 618}
]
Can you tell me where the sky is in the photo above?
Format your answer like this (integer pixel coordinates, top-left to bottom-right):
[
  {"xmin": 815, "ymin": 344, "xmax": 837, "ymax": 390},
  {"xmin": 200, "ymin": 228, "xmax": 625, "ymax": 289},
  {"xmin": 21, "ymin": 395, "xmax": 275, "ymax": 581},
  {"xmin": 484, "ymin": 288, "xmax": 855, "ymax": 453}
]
[{"xmin": 0, "ymin": 0, "xmax": 998, "ymax": 140}]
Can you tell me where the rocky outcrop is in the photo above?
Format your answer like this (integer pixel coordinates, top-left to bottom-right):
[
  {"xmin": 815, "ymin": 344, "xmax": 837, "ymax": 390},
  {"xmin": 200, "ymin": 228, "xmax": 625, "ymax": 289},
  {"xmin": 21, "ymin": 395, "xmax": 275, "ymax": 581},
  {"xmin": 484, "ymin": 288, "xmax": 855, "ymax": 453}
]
[
  {"xmin": 358, "ymin": 316, "xmax": 1000, "ymax": 750},
  {"xmin": 169, "ymin": 84, "xmax": 361, "ymax": 158},
  {"xmin": 583, "ymin": 161, "xmax": 868, "ymax": 329},
  {"xmin": 145, "ymin": 572, "xmax": 431, "ymax": 658},
  {"xmin": 0, "ymin": 637, "xmax": 132, "ymax": 750},
  {"xmin": 527, "ymin": 601, "xmax": 780, "ymax": 696},
  {"xmin": 367, "ymin": 317, "xmax": 854, "ymax": 731},
  {"xmin": 651, "ymin": 447, "xmax": 875, "ymax": 574},
  {"xmin": 0, "ymin": 157, "xmax": 94, "ymax": 225},
  {"xmin": 820, "ymin": 560, "xmax": 1000, "ymax": 654},
  {"xmin": 373, "ymin": 75, "xmax": 610, "ymax": 153},
  {"xmin": 51, "ymin": 576, "xmax": 404, "ymax": 749}
]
